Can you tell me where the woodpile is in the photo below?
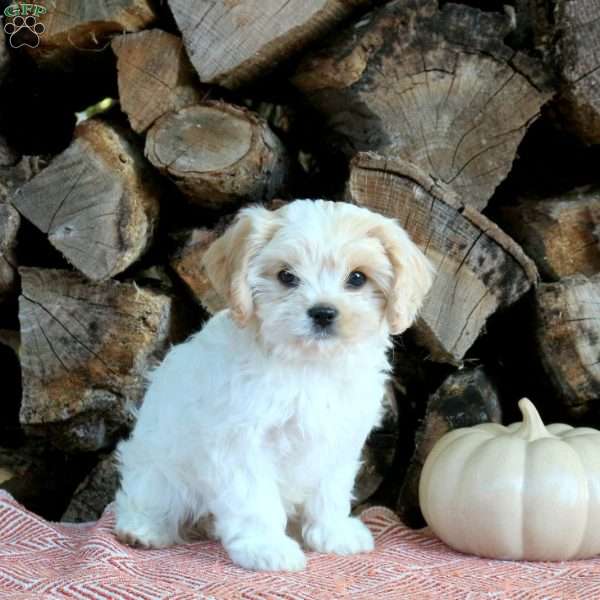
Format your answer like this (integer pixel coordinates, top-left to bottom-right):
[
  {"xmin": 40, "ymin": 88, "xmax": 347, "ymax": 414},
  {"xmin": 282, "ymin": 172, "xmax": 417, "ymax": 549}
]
[{"xmin": 1, "ymin": 0, "xmax": 599, "ymax": 525}]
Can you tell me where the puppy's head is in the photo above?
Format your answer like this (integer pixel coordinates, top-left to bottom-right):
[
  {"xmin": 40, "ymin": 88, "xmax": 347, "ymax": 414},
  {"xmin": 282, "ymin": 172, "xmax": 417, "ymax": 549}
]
[{"xmin": 202, "ymin": 200, "xmax": 434, "ymax": 357}]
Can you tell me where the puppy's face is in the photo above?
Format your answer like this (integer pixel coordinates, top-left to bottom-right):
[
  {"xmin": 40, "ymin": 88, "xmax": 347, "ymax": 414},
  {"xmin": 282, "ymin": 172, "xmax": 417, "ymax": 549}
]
[{"xmin": 203, "ymin": 200, "xmax": 433, "ymax": 358}]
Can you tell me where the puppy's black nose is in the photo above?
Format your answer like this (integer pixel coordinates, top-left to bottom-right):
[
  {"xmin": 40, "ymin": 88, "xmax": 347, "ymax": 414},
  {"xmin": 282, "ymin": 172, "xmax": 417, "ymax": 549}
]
[{"xmin": 308, "ymin": 304, "xmax": 338, "ymax": 329}]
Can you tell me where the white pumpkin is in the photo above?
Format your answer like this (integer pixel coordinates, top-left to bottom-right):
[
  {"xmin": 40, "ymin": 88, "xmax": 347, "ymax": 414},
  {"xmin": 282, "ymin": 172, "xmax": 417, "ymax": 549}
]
[{"xmin": 419, "ymin": 398, "xmax": 600, "ymax": 561}]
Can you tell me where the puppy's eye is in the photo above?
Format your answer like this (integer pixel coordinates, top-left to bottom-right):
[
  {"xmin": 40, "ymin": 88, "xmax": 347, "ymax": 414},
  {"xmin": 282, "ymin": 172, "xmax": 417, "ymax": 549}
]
[
  {"xmin": 277, "ymin": 269, "xmax": 300, "ymax": 288},
  {"xmin": 346, "ymin": 271, "xmax": 367, "ymax": 288}
]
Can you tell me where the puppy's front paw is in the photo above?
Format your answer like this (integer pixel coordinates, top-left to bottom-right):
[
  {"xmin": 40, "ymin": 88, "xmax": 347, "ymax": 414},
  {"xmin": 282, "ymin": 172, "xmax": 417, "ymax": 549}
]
[
  {"xmin": 226, "ymin": 535, "xmax": 306, "ymax": 571},
  {"xmin": 304, "ymin": 517, "xmax": 374, "ymax": 555},
  {"xmin": 115, "ymin": 526, "xmax": 173, "ymax": 549}
]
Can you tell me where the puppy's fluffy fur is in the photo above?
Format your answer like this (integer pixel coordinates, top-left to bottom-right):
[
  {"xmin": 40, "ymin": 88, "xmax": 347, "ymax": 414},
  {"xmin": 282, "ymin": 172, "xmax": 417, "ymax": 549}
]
[{"xmin": 115, "ymin": 199, "xmax": 433, "ymax": 571}]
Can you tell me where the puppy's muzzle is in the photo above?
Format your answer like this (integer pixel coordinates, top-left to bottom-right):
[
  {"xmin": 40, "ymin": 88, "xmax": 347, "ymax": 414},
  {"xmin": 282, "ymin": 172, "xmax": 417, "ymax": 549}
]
[{"xmin": 307, "ymin": 304, "xmax": 338, "ymax": 332}]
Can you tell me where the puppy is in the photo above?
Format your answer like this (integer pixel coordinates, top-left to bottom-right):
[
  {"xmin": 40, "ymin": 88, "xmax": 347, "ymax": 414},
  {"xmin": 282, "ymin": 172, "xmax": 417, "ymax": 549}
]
[{"xmin": 114, "ymin": 199, "xmax": 433, "ymax": 571}]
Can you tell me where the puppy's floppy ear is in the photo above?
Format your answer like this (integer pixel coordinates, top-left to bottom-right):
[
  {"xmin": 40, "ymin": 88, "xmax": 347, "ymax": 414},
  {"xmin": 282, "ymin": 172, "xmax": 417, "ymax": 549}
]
[
  {"xmin": 202, "ymin": 206, "xmax": 276, "ymax": 326},
  {"xmin": 372, "ymin": 217, "xmax": 435, "ymax": 335}
]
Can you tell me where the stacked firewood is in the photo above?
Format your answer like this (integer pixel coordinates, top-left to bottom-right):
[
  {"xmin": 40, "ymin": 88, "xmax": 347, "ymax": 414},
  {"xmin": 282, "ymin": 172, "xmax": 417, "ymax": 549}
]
[{"xmin": 0, "ymin": 0, "xmax": 598, "ymax": 525}]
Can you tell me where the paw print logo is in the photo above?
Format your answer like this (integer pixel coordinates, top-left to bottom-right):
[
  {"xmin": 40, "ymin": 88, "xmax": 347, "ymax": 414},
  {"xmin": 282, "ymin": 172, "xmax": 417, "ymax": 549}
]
[{"xmin": 4, "ymin": 15, "xmax": 45, "ymax": 49}]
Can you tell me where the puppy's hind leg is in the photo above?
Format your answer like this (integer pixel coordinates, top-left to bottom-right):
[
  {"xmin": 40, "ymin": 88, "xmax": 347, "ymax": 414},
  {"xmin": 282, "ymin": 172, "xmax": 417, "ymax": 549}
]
[{"xmin": 115, "ymin": 455, "xmax": 184, "ymax": 549}]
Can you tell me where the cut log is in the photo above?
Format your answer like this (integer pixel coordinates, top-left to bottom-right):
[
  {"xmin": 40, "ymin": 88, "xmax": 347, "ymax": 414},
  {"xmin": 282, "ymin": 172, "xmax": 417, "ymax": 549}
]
[
  {"xmin": 31, "ymin": 0, "xmax": 157, "ymax": 62},
  {"xmin": 500, "ymin": 187, "xmax": 600, "ymax": 281},
  {"xmin": 0, "ymin": 200, "xmax": 19, "ymax": 302},
  {"xmin": 170, "ymin": 198, "xmax": 286, "ymax": 310},
  {"xmin": 353, "ymin": 381, "xmax": 399, "ymax": 507},
  {"xmin": 555, "ymin": 0, "xmax": 600, "ymax": 144},
  {"xmin": 168, "ymin": 0, "xmax": 371, "ymax": 89},
  {"xmin": 62, "ymin": 453, "xmax": 119, "ymax": 522},
  {"xmin": 348, "ymin": 153, "xmax": 539, "ymax": 364},
  {"xmin": 12, "ymin": 119, "xmax": 160, "ymax": 282},
  {"xmin": 535, "ymin": 274, "xmax": 600, "ymax": 418},
  {"xmin": 18, "ymin": 267, "xmax": 178, "ymax": 451},
  {"xmin": 292, "ymin": 0, "xmax": 553, "ymax": 210},
  {"xmin": 112, "ymin": 30, "xmax": 206, "ymax": 134},
  {"xmin": 171, "ymin": 227, "xmax": 226, "ymax": 313},
  {"xmin": 145, "ymin": 103, "xmax": 289, "ymax": 208},
  {"xmin": 396, "ymin": 367, "xmax": 502, "ymax": 528}
]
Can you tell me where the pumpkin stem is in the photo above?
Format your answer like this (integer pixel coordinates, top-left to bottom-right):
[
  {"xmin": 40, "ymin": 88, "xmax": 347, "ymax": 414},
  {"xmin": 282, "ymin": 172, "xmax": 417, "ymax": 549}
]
[{"xmin": 516, "ymin": 398, "xmax": 552, "ymax": 440}]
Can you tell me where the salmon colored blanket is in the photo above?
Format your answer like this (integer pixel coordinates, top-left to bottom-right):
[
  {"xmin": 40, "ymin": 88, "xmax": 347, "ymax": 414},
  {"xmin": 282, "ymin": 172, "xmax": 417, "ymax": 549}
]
[{"xmin": 0, "ymin": 490, "xmax": 598, "ymax": 599}]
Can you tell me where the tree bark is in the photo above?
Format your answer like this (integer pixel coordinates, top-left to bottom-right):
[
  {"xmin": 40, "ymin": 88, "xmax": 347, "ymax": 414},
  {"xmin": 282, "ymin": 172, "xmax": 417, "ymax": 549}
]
[
  {"xmin": 555, "ymin": 0, "xmax": 600, "ymax": 144},
  {"xmin": 535, "ymin": 274, "xmax": 600, "ymax": 418},
  {"xmin": 112, "ymin": 30, "xmax": 206, "ymax": 134},
  {"xmin": 348, "ymin": 152, "xmax": 539, "ymax": 364},
  {"xmin": 500, "ymin": 187, "xmax": 600, "ymax": 281},
  {"xmin": 146, "ymin": 103, "xmax": 289, "ymax": 208},
  {"xmin": 12, "ymin": 119, "xmax": 161, "ymax": 282},
  {"xmin": 0, "ymin": 132, "xmax": 21, "ymax": 301},
  {"xmin": 168, "ymin": 0, "xmax": 372, "ymax": 89},
  {"xmin": 62, "ymin": 453, "xmax": 118, "ymax": 522},
  {"xmin": 31, "ymin": 0, "xmax": 157, "ymax": 62},
  {"xmin": 293, "ymin": 0, "xmax": 553, "ymax": 210},
  {"xmin": 396, "ymin": 367, "xmax": 502, "ymax": 528},
  {"xmin": 0, "ymin": 200, "xmax": 19, "ymax": 302},
  {"xmin": 18, "ymin": 268, "xmax": 178, "ymax": 451}
]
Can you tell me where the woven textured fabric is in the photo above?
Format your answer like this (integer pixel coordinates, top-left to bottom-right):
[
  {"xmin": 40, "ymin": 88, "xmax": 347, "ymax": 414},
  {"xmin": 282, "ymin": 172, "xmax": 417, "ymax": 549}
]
[{"xmin": 1, "ymin": 490, "xmax": 600, "ymax": 600}]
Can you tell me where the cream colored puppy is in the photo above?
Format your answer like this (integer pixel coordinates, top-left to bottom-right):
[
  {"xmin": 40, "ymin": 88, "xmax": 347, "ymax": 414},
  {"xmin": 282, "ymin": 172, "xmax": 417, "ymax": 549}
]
[{"xmin": 114, "ymin": 199, "xmax": 433, "ymax": 571}]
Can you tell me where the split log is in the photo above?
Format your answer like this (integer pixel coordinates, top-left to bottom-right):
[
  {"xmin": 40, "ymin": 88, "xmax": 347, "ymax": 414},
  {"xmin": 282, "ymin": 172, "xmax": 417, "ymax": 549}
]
[
  {"xmin": 396, "ymin": 367, "xmax": 502, "ymax": 528},
  {"xmin": 535, "ymin": 274, "xmax": 600, "ymax": 418},
  {"xmin": 500, "ymin": 187, "xmax": 600, "ymax": 281},
  {"xmin": 112, "ymin": 30, "xmax": 205, "ymax": 134},
  {"xmin": 348, "ymin": 153, "xmax": 539, "ymax": 364},
  {"xmin": 12, "ymin": 119, "xmax": 160, "ymax": 282},
  {"xmin": 146, "ymin": 103, "xmax": 289, "ymax": 208},
  {"xmin": 0, "ymin": 200, "xmax": 19, "ymax": 302},
  {"xmin": 62, "ymin": 453, "xmax": 119, "ymax": 522},
  {"xmin": 555, "ymin": 0, "xmax": 600, "ymax": 144},
  {"xmin": 1, "ymin": 152, "xmax": 47, "ymax": 297},
  {"xmin": 18, "ymin": 267, "xmax": 178, "ymax": 451},
  {"xmin": 168, "ymin": 0, "xmax": 372, "ymax": 89},
  {"xmin": 31, "ymin": 0, "xmax": 157, "ymax": 62},
  {"xmin": 353, "ymin": 381, "xmax": 399, "ymax": 507},
  {"xmin": 292, "ymin": 0, "xmax": 553, "ymax": 210}
]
